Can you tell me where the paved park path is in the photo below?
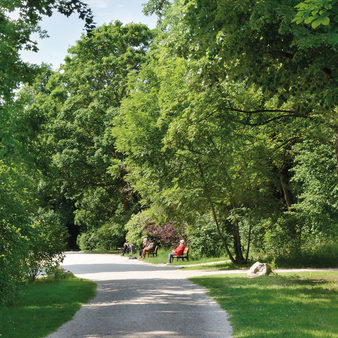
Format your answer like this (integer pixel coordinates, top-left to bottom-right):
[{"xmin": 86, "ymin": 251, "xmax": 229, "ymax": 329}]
[{"xmin": 48, "ymin": 252, "xmax": 234, "ymax": 338}]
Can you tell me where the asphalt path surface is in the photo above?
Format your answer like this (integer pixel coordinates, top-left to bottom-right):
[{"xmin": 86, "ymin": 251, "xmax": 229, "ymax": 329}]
[{"xmin": 48, "ymin": 252, "xmax": 234, "ymax": 338}]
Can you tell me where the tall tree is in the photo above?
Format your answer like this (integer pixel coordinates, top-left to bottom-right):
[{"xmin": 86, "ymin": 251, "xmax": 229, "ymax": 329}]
[{"xmin": 23, "ymin": 21, "xmax": 153, "ymax": 234}]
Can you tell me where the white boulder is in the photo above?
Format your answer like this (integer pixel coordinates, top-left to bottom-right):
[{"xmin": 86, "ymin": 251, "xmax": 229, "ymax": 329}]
[{"xmin": 248, "ymin": 261, "xmax": 272, "ymax": 278}]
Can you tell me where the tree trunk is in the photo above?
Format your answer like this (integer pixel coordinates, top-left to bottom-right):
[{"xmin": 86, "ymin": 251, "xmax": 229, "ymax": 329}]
[
  {"xmin": 245, "ymin": 214, "xmax": 253, "ymax": 263},
  {"xmin": 279, "ymin": 166, "xmax": 293, "ymax": 211},
  {"xmin": 210, "ymin": 202, "xmax": 236, "ymax": 264},
  {"xmin": 233, "ymin": 220, "xmax": 245, "ymax": 264},
  {"xmin": 196, "ymin": 163, "xmax": 236, "ymax": 263}
]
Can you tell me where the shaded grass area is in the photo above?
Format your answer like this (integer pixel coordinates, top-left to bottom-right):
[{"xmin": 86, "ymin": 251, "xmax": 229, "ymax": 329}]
[
  {"xmin": 191, "ymin": 271, "xmax": 338, "ymax": 338},
  {"xmin": 181, "ymin": 261, "xmax": 251, "ymax": 270},
  {"xmin": 0, "ymin": 277, "xmax": 96, "ymax": 338}
]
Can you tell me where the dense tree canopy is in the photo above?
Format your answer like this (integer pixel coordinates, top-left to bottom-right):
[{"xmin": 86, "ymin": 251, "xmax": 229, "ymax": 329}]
[
  {"xmin": 16, "ymin": 21, "xmax": 153, "ymax": 251},
  {"xmin": 1, "ymin": 0, "xmax": 337, "ymax": 302},
  {"xmin": 113, "ymin": 0, "xmax": 337, "ymax": 262}
]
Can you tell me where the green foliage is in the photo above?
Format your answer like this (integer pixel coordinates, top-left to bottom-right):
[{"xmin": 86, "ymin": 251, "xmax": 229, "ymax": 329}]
[
  {"xmin": 143, "ymin": 0, "xmax": 171, "ymax": 16},
  {"xmin": 0, "ymin": 222, "xmax": 28, "ymax": 305},
  {"xmin": 1, "ymin": 0, "xmax": 337, "ymax": 296},
  {"xmin": 273, "ymin": 241, "xmax": 338, "ymax": 268},
  {"xmin": 25, "ymin": 209, "xmax": 67, "ymax": 281},
  {"xmin": 114, "ymin": 0, "xmax": 338, "ymax": 265},
  {"xmin": 95, "ymin": 220, "xmax": 126, "ymax": 250},
  {"xmin": 292, "ymin": 0, "xmax": 335, "ymax": 28},
  {"xmin": 0, "ymin": 0, "xmax": 94, "ymax": 101},
  {"xmin": 186, "ymin": 214, "xmax": 225, "ymax": 258},
  {"xmin": 77, "ymin": 231, "xmax": 99, "ymax": 251},
  {"xmin": 291, "ymin": 140, "xmax": 338, "ymax": 237},
  {"xmin": 32, "ymin": 21, "xmax": 152, "ymax": 232},
  {"xmin": 77, "ymin": 215, "xmax": 127, "ymax": 251},
  {"xmin": 125, "ymin": 211, "xmax": 150, "ymax": 246}
]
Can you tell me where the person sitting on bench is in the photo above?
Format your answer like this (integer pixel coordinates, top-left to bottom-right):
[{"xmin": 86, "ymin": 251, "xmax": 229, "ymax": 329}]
[
  {"xmin": 141, "ymin": 239, "xmax": 155, "ymax": 259},
  {"xmin": 139, "ymin": 237, "xmax": 149, "ymax": 257},
  {"xmin": 121, "ymin": 242, "xmax": 130, "ymax": 256},
  {"xmin": 167, "ymin": 239, "xmax": 185, "ymax": 263}
]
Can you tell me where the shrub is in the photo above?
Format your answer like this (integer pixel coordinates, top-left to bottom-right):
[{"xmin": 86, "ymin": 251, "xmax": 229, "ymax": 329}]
[
  {"xmin": 0, "ymin": 221, "xmax": 28, "ymax": 304},
  {"xmin": 186, "ymin": 214, "xmax": 224, "ymax": 258},
  {"xmin": 143, "ymin": 221, "xmax": 186, "ymax": 248},
  {"xmin": 77, "ymin": 231, "xmax": 99, "ymax": 251},
  {"xmin": 77, "ymin": 219, "xmax": 126, "ymax": 251},
  {"xmin": 95, "ymin": 220, "xmax": 126, "ymax": 250},
  {"xmin": 272, "ymin": 241, "xmax": 338, "ymax": 268},
  {"xmin": 125, "ymin": 211, "xmax": 149, "ymax": 246},
  {"xmin": 125, "ymin": 210, "xmax": 186, "ymax": 248},
  {"xmin": 25, "ymin": 209, "xmax": 67, "ymax": 281}
]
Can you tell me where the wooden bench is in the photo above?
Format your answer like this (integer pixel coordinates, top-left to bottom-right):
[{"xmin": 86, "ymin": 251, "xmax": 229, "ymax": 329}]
[
  {"xmin": 146, "ymin": 245, "xmax": 159, "ymax": 257},
  {"xmin": 173, "ymin": 247, "xmax": 189, "ymax": 261}
]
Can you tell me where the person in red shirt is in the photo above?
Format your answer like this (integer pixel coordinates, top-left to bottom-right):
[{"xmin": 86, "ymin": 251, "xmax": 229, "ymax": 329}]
[{"xmin": 167, "ymin": 239, "xmax": 185, "ymax": 264}]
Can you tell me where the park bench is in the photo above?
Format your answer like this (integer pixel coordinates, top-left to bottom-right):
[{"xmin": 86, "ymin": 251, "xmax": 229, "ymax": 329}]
[
  {"xmin": 146, "ymin": 245, "xmax": 159, "ymax": 257},
  {"xmin": 173, "ymin": 247, "xmax": 189, "ymax": 261}
]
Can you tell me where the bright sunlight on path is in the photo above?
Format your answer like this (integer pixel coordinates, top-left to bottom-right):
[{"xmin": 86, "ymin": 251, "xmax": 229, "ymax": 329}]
[{"xmin": 48, "ymin": 252, "xmax": 233, "ymax": 337}]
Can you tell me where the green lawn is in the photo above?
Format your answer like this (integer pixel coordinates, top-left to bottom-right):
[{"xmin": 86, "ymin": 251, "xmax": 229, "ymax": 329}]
[
  {"xmin": 0, "ymin": 277, "xmax": 96, "ymax": 338},
  {"xmin": 191, "ymin": 271, "xmax": 338, "ymax": 337}
]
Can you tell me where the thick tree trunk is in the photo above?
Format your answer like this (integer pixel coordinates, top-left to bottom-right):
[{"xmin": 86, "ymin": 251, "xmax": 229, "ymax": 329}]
[{"xmin": 233, "ymin": 220, "xmax": 245, "ymax": 264}]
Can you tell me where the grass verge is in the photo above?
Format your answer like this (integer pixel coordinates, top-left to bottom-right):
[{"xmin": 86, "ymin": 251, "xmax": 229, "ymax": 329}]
[
  {"xmin": 0, "ymin": 276, "xmax": 96, "ymax": 338},
  {"xmin": 180, "ymin": 261, "xmax": 251, "ymax": 270},
  {"xmin": 191, "ymin": 271, "xmax": 338, "ymax": 337}
]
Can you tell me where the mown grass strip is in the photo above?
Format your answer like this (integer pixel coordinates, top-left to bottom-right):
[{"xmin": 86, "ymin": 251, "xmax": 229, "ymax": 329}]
[
  {"xmin": 0, "ymin": 277, "xmax": 96, "ymax": 338},
  {"xmin": 191, "ymin": 271, "xmax": 338, "ymax": 338}
]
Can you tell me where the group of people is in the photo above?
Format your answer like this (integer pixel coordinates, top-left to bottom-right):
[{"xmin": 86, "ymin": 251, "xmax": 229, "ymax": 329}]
[{"xmin": 122, "ymin": 237, "xmax": 185, "ymax": 263}]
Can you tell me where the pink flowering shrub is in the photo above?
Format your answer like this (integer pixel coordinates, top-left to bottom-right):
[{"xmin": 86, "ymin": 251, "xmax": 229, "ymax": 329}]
[{"xmin": 144, "ymin": 221, "xmax": 186, "ymax": 247}]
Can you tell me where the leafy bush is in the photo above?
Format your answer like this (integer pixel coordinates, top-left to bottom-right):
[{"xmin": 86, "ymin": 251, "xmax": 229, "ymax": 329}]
[
  {"xmin": 95, "ymin": 220, "xmax": 126, "ymax": 250},
  {"xmin": 291, "ymin": 141, "xmax": 338, "ymax": 239},
  {"xmin": 77, "ymin": 219, "xmax": 126, "ymax": 251},
  {"xmin": 77, "ymin": 231, "xmax": 99, "ymax": 251},
  {"xmin": 125, "ymin": 211, "xmax": 150, "ymax": 246},
  {"xmin": 186, "ymin": 214, "xmax": 224, "ymax": 258},
  {"xmin": 125, "ymin": 210, "xmax": 186, "ymax": 248},
  {"xmin": 0, "ymin": 221, "xmax": 28, "ymax": 304},
  {"xmin": 25, "ymin": 209, "xmax": 67, "ymax": 281},
  {"xmin": 272, "ymin": 241, "xmax": 338, "ymax": 268}
]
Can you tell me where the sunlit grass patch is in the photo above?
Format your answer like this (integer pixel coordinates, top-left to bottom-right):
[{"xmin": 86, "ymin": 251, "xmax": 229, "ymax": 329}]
[
  {"xmin": 191, "ymin": 271, "xmax": 338, "ymax": 337},
  {"xmin": 0, "ymin": 276, "xmax": 96, "ymax": 338}
]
